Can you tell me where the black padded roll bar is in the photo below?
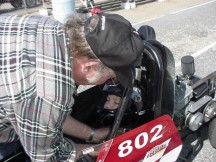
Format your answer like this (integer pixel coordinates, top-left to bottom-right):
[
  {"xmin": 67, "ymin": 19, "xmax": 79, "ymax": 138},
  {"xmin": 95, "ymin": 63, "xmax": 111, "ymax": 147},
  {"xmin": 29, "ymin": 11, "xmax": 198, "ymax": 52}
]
[
  {"xmin": 107, "ymin": 87, "xmax": 132, "ymax": 139},
  {"xmin": 108, "ymin": 41, "xmax": 165, "ymax": 139},
  {"xmin": 143, "ymin": 41, "xmax": 164, "ymax": 118}
]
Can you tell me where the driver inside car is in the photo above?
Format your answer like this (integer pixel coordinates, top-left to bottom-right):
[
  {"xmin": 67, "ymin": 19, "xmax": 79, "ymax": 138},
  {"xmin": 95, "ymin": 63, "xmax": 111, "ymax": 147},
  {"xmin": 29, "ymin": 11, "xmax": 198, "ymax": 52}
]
[
  {"xmin": 74, "ymin": 83, "xmax": 143, "ymax": 162},
  {"xmin": 103, "ymin": 84, "xmax": 123, "ymax": 110},
  {"xmin": 95, "ymin": 83, "xmax": 143, "ymax": 130},
  {"xmin": 104, "ymin": 93, "xmax": 121, "ymax": 110}
]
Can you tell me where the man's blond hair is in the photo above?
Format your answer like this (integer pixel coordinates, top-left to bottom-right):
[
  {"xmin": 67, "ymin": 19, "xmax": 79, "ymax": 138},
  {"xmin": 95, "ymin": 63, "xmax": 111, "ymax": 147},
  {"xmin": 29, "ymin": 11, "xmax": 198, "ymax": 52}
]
[{"xmin": 64, "ymin": 14, "xmax": 99, "ymax": 59}]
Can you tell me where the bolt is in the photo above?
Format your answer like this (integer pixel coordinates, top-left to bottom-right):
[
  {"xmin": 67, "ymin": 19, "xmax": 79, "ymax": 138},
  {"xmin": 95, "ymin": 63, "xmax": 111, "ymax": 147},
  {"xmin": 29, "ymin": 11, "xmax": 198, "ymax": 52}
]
[{"xmin": 205, "ymin": 113, "xmax": 209, "ymax": 118}]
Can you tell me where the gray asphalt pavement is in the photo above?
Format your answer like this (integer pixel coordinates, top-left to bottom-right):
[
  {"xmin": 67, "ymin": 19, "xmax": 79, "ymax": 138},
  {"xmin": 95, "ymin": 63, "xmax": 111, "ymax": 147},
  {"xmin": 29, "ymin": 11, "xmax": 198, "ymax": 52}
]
[{"xmin": 132, "ymin": 0, "xmax": 216, "ymax": 76}]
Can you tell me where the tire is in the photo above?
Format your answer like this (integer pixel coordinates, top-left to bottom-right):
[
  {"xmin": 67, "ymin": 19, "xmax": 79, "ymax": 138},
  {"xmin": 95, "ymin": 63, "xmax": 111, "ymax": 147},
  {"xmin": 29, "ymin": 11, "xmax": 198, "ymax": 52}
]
[
  {"xmin": 208, "ymin": 117, "xmax": 216, "ymax": 148},
  {"xmin": 10, "ymin": 0, "xmax": 23, "ymax": 8},
  {"xmin": 25, "ymin": 0, "xmax": 37, "ymax": 8},
  {"xmin": 0, "ymin": 0, "xmax": 7, "ymax": 5},
  {"xmin": 137, "ymin": 25, "xmax": 156, "ymax": 41}
]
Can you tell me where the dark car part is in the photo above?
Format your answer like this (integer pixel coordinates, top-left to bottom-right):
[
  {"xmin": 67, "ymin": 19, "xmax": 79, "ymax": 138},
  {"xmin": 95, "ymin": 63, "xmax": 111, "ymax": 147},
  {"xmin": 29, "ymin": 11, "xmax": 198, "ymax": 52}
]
[
  {"xmin": 204, "ymin": 100, "xmax": 216, "ymax": 122},
  {"xmin": 181, "ymin": 55, "xmax": 195, "ymax": 76},
  {"xmin": 107, "ymin": 28, "xmax": 176, "ymax": 138},
  {"xmin": 107, "ymin": 87, "xmax": 133, "ymax": 139},
  {"xmin": 0, "ymin": 0, "xmax": 40, "ymax": 9},
  {"xmin": 174, "ymin": 56, "xmax": 216, "ymax": 142},
  {"xmin": 24, "ymin": 0, "xmax": 37, "ymax": 8},
  {"xmin": 0, "ymin": 0, "xmax": 22, "ymax": 8},
  {"xmin": 9, "ymin": 0, "xmax": 23, "ymax": 8},
  {"xmin": 137, "ymin": 25, "xmax": 156, "ymax": 40},
  {"xmin": 76, "ymin": 154, "xmax": 97, "ymax": 162},
  {"xmin": 0, "ymin": 141, "xmax": 30, "ymax": 162},
  {"xmin": 208, "ymin": 117, "xmax": 216, "ymax": 148}
]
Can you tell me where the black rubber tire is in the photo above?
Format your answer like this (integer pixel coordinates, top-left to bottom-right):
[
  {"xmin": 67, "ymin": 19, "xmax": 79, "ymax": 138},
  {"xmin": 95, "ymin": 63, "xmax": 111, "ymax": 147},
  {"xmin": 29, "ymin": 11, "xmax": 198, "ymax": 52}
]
[
  {"xmin": 137, "ymin": 25, "xmax": 156, "ymax": 41},
  {"xmin": 208, "ymin": 117, "xmax": 216, "ymax": 148},
  {"xmin": 10, "ymin": 0, "xmax": 23, "ymax": 8},
  {"xmin": 25, "ymin": 0, "xmax": 37, "ymax": 8}
]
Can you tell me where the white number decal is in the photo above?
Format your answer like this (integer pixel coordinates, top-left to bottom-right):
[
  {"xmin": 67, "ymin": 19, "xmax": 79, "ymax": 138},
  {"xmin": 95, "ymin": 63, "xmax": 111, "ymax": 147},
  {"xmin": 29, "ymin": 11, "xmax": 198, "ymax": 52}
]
[
  {"xmin": 135, "ymin": 132, "xmax": 148, "ymax": 149},
  {"xmin": 118, "ymin": 140, "xmax": 133, "ymax": 157},
  {"xmin": 150, "ymin": 124, "xmax": 163, "ymax": 143},
  {"xmin": 118, "ymin": 124, "xmax": 163, "ymax": 158}
]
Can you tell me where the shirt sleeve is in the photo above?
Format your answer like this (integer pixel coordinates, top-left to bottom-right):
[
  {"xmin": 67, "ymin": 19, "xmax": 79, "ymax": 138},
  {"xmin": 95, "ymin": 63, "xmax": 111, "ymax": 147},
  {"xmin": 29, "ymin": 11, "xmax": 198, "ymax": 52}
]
[{"xmin": 7, "ymin": 95, "xmax": 75, "ymax": 162}]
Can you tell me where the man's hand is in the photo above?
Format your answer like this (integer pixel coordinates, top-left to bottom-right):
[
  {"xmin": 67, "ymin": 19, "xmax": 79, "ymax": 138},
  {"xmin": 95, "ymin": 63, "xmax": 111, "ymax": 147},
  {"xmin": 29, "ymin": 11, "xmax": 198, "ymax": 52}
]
[{"xmin": 92, "ymin": 127, "xmax": 110, "ymax": 143}]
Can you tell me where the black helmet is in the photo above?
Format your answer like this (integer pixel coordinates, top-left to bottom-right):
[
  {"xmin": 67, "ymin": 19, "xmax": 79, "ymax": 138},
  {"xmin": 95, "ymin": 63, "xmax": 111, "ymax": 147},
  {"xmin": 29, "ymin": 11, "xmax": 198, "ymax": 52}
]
[{"xmin": 96, "ymin": 84, "xmax": 140, "ymax": 127}]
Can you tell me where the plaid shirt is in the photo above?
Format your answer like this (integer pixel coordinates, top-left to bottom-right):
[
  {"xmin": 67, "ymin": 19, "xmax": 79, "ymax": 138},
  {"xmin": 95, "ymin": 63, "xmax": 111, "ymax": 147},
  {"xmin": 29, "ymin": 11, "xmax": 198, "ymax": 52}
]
[{"xmin": 0, "ymin": 15, "xmax": 76, "ymax": 161}]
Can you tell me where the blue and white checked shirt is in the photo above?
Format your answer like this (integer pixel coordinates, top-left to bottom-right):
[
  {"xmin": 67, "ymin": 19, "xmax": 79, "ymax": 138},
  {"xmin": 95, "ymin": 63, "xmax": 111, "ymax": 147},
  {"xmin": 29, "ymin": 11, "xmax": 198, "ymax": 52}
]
[{"xmin": 0, "ymin": 15, "xmax": 76, "ymax": 161}]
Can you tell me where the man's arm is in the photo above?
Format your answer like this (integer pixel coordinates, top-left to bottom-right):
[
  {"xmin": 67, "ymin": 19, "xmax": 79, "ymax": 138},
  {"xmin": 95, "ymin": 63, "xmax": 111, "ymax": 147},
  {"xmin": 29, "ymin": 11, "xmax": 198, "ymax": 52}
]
[{"xmin": 63, "ymin": 115, "xmax": 110, "ymax": 143}]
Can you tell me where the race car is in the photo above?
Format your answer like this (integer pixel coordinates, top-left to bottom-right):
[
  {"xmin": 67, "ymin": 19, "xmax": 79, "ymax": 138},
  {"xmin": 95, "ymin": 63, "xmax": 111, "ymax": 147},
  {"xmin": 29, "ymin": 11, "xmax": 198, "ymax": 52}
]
[
  {"xmin": 0, "ymin": 25, "xmax": 215, "ymax": 162},
  {"xmin": 71, "ymin": 25, "xmax": 216, "ymax": 161}
]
